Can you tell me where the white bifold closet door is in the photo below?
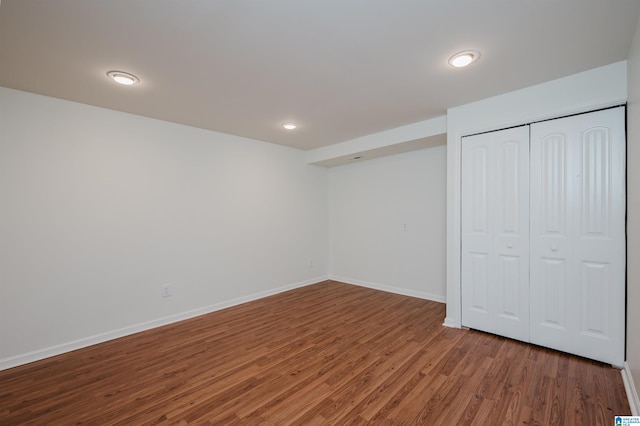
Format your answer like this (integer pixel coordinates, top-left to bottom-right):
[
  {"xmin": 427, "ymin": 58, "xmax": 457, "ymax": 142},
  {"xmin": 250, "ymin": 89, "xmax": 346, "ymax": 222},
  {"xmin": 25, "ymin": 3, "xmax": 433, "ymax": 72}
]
[
  {"xmin": 529, "ymin": 108, "xmax": 626, "ymax": 366},
  {"xmin": 461, "ymin": 126, "xmax": 530, "ymax": 342},
  {"xmin": 461, "ymin": 107, "xmax": 625, "ymax": 366}
]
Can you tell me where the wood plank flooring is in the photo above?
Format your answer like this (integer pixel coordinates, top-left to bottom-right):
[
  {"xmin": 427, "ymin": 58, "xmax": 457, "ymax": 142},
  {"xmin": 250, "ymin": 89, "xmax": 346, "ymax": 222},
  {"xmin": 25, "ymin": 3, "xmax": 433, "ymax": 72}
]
[{"xmin": 0, "ymin": 280, "xmax": 630, "ymax": 425}]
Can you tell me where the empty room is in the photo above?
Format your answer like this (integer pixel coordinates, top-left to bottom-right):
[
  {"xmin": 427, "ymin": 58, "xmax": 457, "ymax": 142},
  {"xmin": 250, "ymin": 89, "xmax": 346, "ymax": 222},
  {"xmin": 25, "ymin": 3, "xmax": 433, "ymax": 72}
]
[{"xmin": 2, "ymin": 1, "xmax": 640, "ymax": 424}]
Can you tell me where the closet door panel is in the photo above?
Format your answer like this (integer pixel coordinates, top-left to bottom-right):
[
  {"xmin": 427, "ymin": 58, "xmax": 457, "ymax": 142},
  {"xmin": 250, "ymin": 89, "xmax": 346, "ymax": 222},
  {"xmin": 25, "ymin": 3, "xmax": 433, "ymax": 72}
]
[
  {"xmin": 540, "ymin": 134, "xmax": 568, "ymax": 235},
  {"xmin": 497, "ymin": 254, "xmax": 523, "ymax": 320},
  {"xmin": 462, "ymin": 126, "xmax": 530, "ymax": 342},
  {"xmin": 530, "ymin": 131, "xmax": 573, "ymax": 340},
  {"xmin": 530, "ymin": 107, "xmax": 625, "ymax": 366},
  {"xmin": 581, "ymin": 261, "xmax": 610, "ymax": 336},
  {"xmin": 494, "ymin": 139, "xmax": 529, "ymax": 323},
  {"xmin": 462, "ymin": 144, "xmax": 491, "ymax": 317},
  {"xmin": 469, "ymin": 253, "xmax": 489, "ymax": 313},
  {"xmin": 538, "ymin": 257, "xmax": 567, "ymax": 329}
]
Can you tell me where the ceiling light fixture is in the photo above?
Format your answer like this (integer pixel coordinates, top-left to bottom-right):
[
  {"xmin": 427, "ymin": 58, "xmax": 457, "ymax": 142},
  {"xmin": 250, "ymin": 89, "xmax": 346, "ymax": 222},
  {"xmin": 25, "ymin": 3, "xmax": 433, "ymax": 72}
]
[
  {"xmin": 107, "ymin": 70, "xmax": 139, "ymax": 85},
  {"xmin": 281, "ymin": 122, "xmax": 298, "ymax": 130},
  {"xmin": 448, "ymin": 50, "xmax": 480, "ymax": 68}
]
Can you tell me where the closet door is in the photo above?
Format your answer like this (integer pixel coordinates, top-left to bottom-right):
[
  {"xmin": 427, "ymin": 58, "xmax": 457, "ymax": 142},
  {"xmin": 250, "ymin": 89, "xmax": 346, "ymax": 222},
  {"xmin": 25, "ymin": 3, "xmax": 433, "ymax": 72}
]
[
  {"xmin": 461, "ymin": 126, "xmax": 530, "ymax": 342},
  {"xmin": 530, "ymin": 107, "xmax": 625, "ymax": 366}
]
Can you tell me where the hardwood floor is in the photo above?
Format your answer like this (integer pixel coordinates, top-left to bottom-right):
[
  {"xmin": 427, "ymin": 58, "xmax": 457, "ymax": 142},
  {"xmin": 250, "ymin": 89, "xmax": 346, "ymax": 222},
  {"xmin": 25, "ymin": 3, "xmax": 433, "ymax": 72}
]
[{"xmin": 0, "ymin": 280, "xmax": 630, "ymax": 425}]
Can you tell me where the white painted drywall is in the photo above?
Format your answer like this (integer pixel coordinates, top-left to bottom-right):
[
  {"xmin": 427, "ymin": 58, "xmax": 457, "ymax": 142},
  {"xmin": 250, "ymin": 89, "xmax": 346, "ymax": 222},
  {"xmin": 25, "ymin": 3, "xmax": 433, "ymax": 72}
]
[
  {"xmin": 625, "ymin": 14, "xmax": 640, "ymax": 413},
  {"xmin": 306, "ymin": 115, "xmax": 446, "ymax": 166},
  {"xmin": 445, "ymin": 61, "xmax": 628, "ymax": 328},
  {"xmin": 328, "ymin": 146, "xmax": 446, "ymax": 302},
  {"xmin": 0, "ymin": 87, "xmax": 329, "ymax": 368}
]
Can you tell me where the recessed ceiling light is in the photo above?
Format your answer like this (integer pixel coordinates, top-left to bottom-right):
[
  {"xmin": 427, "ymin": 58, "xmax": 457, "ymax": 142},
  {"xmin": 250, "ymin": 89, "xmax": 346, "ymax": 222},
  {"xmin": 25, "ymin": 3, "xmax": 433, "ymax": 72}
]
[
  {"xmin": 281, "ymin": 122, "xmax": 298, "ymax": 130},
  {"xmin": 107, "ymin": 70, "xmax": 139, "ymax": 85},
  {"xmin": 448, "ymin": 50, "xmax": 480, "ymax": 68}
]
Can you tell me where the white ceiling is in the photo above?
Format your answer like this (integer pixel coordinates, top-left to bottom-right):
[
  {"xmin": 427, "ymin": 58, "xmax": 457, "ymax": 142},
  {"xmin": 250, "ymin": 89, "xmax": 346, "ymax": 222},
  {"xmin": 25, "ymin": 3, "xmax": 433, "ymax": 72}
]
[{"xmin": 1, "ymin": 1, "xmax": 639, "ymax": 151}]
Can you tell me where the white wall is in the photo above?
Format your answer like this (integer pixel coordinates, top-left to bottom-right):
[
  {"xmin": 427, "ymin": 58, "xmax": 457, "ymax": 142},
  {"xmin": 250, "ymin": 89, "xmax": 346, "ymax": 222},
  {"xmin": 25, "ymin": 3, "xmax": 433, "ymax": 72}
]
[
  {"xmin": 625, "ymin": 14, "xmax": 640, "ymax": 414},
  {"xmin": 306, "ymin": 115, "xmax": 446, "ymax": 166},
  {"xmin": 445, "ymin": 61, "xmax": 628, "ymax": 328},
  {"xmin": 0, "ymin": 87, "xmax": 329, "ymax": 369},
  {"xmin": 329, "ymin": 146, "xmax": 447, "ymax": 301}
]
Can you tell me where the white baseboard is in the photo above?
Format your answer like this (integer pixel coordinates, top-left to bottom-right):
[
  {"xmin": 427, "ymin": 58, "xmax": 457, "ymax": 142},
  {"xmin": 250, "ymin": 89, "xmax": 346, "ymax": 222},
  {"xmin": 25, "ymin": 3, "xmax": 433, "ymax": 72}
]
[
  {"xmin": 622, "ymin": 362, "xmax": 640, "ymax": 416},
  {"xmin": 442, "ymin": 317, "xmax": 461, "ymax": 328},
  {"xmin": 329, "ymin": 275, "xmax": 446, "ymax": 304},
  {"xmin": 0, "ymin": 276, "xmax": 330, "ymax": 372}
]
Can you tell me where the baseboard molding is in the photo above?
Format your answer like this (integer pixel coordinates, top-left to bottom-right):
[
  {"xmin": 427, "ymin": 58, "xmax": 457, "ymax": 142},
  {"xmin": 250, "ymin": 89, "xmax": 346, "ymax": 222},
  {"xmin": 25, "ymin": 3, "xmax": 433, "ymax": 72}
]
[
  {"xmin": 622, "ymin": 362, "xmax": 640, "ymax": 416},
  {"xmin": 442, "ymin": 317, "xmax": 461, "ymax": 329},
  {"xmin": 329, "ymin": 275, "xmax": 446, "ymax": 304},
  {"xmin": 0, "ymin": 275, "xmax": 330, "ymax": 372}
]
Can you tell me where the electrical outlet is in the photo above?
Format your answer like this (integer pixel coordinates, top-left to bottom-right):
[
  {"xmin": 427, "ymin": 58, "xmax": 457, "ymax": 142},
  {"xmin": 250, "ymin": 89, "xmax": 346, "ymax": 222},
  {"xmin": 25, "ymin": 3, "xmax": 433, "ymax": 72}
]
[{"xmin": 162, "ymin": 284, "xmax": 172, "ymax": 298}]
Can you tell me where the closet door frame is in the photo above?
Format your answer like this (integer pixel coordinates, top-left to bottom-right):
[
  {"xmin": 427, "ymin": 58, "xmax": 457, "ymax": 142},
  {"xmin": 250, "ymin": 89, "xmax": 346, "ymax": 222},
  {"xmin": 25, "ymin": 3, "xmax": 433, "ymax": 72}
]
[
  {"xmin": 459, "ymin": 106, "xmax": 626, "ymax": 367},
  {"xmin": 445, "ymin": 64, "xmax": 627, "ymax": 362}
]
